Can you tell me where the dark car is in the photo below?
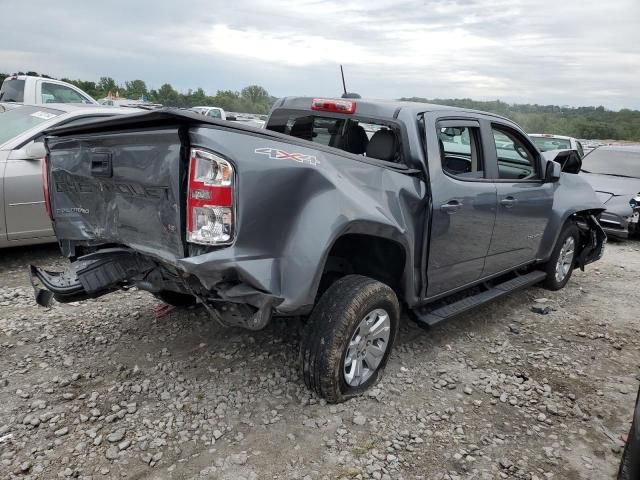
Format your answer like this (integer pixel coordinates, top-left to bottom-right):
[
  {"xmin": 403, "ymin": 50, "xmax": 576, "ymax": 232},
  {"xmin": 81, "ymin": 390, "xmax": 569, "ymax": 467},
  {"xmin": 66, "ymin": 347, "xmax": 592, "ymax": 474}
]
[
  {"xmin": 580, "ymin": 146, "xmax": 640, "ymax": 239},
  {"xmin": 30, "ymin": 97, "xmax": 606, "ymax": 402}
]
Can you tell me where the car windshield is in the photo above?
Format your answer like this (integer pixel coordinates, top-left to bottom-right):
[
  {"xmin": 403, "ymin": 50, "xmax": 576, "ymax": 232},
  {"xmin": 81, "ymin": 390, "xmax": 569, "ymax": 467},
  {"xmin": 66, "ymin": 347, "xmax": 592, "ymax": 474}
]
[
  {"xmin": 0, "ymin": 78, "xmax": 25, "ymax": 102},
  {"xmin": 0, "ymin": 106, "xmax": 62, "ymax": 146},
  {"xmin": 207, "ymin": 109, "xmax": 222, "ymax": 119},
  {"xmin": 582, "ymin": 148, "xmax": 640, "ymax": 178},
  {"xmin": 531, "ymin": 136, "xmax": 572, "ymax": 152}
]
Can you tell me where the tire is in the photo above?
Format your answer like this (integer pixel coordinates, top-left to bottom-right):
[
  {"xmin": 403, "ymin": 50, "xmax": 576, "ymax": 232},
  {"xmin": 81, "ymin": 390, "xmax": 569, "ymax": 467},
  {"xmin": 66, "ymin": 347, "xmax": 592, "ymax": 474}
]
[
  {"xmin": 542, "ymin": 222, "xmax": 579, "ymax": 291},
  {"xmin": 618, "ymin": 387, "xmax": 640, "ymax": 480},
  {"xmin": 153, "ymin": 290, "xmax": 198, "ymax": 307},
  {"xmin": 300, "ymin": 275, "xmax": 400, "ymax": 403}
]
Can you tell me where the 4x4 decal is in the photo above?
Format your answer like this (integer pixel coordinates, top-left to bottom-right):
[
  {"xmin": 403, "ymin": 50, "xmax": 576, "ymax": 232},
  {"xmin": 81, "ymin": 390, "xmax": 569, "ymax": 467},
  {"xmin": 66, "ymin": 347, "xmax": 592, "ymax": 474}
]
[{"xmin": 255, "ymin": 147, "xmax": 320, "ymax": 166}]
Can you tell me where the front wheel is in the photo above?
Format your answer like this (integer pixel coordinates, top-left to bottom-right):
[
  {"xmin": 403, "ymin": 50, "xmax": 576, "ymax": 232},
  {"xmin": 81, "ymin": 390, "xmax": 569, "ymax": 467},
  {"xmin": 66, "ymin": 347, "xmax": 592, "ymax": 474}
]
[
  {"xmin": 542, "ymin": 222, "xmax": 579, "ymax": 291},
  {"xmin": 300, "ymin": 275, "xmax": 399, "ymax": 403}
]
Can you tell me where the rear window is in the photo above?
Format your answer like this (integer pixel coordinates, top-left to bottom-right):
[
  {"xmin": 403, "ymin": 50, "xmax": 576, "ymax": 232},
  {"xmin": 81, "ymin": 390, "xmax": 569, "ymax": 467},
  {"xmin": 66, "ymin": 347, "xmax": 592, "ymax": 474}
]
[
  {"xmin": 531, "ymin": 136, "xmax": 572, "ymax": 152},
  {"xmin": 0, "ymin": 106, "xmax": 62, "ymax": 146},
  {"xmin": 0, "ymin": 79, "xmax": 25, "ymax": 102},
  {"xmin": 266, "ymin": 110, "xmax": 401, "ymax": 163}
]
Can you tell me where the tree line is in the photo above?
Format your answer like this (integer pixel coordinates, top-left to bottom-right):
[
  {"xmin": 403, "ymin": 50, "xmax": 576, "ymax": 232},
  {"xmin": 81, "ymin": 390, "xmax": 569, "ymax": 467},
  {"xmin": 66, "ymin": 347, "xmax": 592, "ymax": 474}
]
[
  {"xmin": 401, "ymin": 97, "xmax": 640, "ymax": 141},
  {"xmin": 2, "ymin": 72, "xmax": 639, "ymax": 139}
]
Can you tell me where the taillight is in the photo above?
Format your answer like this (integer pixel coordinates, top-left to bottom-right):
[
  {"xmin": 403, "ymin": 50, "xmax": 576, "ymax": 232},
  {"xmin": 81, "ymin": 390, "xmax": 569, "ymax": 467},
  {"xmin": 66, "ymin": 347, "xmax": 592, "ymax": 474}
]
[
  {"xmin": 310, "ymin": 98, "xmax": 356, "ymax": 114},
  {"xmin": 42, "ymin": 154, "xmax": 52, "ymax": 220},
  {"xmin": 187, "ymin": 148, "xmax": 234, "ymax": 245}
]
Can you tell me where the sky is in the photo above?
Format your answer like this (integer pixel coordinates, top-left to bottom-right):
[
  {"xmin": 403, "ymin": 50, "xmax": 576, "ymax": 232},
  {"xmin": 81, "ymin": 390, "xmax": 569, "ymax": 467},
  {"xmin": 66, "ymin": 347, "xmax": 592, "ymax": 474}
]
[{"xmin": 1, "ymin": 0, "xmax": 639, "ymax": 109}]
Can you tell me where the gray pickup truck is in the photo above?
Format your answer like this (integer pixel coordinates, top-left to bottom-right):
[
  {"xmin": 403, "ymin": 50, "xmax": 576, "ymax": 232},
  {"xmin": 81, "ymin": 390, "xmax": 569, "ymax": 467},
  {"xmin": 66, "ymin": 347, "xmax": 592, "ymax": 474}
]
[{"xmin": 31, "ymin": 97, "xmax": 606, "ymax": 402}]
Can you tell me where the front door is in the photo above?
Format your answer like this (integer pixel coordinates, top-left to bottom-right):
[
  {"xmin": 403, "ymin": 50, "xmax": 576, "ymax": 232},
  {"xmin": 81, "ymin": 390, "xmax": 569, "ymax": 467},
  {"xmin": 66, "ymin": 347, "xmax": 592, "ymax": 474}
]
[
  {"xmin": 482, "ymin": 123, "xmax": 554, "ymax": 276},
  {"xmin": 425, "ymin": 117, "xmax": 497, "ymax": 297}
]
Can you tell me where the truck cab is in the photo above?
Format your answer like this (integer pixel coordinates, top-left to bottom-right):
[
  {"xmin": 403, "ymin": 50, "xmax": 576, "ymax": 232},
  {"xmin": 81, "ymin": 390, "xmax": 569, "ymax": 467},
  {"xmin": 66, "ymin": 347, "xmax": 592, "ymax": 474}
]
[{"xmin": 0, "ymin": 75, "xmax": 97, "ymax": 105}]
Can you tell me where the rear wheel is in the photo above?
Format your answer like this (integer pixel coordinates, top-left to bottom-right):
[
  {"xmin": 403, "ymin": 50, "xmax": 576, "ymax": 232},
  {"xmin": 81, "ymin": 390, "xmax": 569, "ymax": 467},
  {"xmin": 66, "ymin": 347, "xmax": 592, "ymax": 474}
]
[
  {"xmin": 542, "ymin": 222, "xmax": 579, "ymax": 290},
  {"xmin": 300, "ymin": 275, "xmax": 399, "ymax": 403}
]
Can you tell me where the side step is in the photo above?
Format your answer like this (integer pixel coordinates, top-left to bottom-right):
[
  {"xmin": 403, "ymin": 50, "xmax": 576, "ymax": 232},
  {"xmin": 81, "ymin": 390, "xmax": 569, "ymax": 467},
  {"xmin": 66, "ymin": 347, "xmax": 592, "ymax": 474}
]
[{"xmin": 411, "ymin": 270, "xmax": 547, "ymax": 327}]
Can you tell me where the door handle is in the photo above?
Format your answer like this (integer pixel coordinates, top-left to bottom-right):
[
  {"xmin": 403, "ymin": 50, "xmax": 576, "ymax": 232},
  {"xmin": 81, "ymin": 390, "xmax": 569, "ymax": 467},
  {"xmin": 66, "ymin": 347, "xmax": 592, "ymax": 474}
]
[
  {"xmin": 500, "ymin": 196, "xmax": 517, "ymax": 208},
  {"xmin": 440, "ymin": 200, "xmax": 463, "ymax": 213}
]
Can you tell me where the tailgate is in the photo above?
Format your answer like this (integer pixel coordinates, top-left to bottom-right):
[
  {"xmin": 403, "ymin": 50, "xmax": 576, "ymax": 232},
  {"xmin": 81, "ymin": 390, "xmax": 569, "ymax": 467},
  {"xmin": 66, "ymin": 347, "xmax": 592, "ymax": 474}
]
[{"xmin": 47, "ymin": 128, "xmax": 185, "ymax": 259}]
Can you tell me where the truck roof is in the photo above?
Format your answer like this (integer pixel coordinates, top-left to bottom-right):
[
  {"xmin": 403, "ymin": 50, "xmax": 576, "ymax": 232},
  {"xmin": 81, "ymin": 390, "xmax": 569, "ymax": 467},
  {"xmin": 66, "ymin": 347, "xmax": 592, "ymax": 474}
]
[{"xmin": 275, "ymin": 96, "xmax": 513, "ymax": 122}]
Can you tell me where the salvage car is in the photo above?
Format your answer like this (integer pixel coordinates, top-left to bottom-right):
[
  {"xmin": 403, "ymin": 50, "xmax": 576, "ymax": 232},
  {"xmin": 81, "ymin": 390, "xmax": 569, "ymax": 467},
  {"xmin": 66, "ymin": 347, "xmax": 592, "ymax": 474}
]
[
  {"xmin": 529, "ymin": 133, "xmax": 585, "ymax": 158},
  {"xmin": 31, "ymin": 97, "xmax": 606, "ymax": 402},
  {"xmin": 580, "ymin": 146, "xmax": 640, "ymax": 239},
  {"xmin": 0, "ymin": 104, "xmax": 139, "ymax": 248}
]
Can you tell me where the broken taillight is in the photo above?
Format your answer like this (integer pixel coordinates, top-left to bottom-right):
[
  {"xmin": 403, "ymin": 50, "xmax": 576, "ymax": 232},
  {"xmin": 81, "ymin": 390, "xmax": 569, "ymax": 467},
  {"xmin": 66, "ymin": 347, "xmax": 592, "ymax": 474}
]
[
  {"xmin": 186, "ymin": 148, "xmax": 234, "ymax": 245},
  {"xmin": 42, "ymin": 154, "xmax": 52, "ymax": 220}
]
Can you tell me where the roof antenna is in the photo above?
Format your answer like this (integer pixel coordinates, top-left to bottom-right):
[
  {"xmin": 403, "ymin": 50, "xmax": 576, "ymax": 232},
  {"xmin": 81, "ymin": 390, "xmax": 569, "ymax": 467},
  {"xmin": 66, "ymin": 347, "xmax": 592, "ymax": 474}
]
[{"xmin": 340, "ymin": 65, "xmax": 361, "ymax": 99}]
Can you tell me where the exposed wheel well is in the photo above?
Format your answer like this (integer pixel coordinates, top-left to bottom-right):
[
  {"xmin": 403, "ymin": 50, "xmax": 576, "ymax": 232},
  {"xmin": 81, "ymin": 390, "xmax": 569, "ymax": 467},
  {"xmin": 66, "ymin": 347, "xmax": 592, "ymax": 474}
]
[{"xmin": 318, "ymin": 234, "xmax": 406, "ymax": 298}]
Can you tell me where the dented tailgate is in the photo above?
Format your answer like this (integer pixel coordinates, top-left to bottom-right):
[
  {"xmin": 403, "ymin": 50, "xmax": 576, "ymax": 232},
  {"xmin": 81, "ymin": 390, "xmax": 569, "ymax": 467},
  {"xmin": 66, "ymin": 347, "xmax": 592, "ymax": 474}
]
[{"xmin": 47, "ymin": 128, "xmax": 185, "ymax": 260}]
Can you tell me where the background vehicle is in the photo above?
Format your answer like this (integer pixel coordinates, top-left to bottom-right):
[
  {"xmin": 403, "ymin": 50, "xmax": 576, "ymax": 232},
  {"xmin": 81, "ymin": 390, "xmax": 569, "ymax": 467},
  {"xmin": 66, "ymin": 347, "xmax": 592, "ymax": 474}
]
[
  {"xmin": 32, "ymin": 97, "xmax": 605, "ymax": 402},
  {"xmin": 530, "ymin": 133, "xmax": 585, "ymax": 158},
  {"xmin": 580, "ymin": 146, "xmax": 640, "ymax": 239},
  {"xmin": 190, "ymin": 106, "xmax": 227, "ymax": 120},
  {"xmin": 0, "ymin": 104, "xmax": 139, "ymax": 248},
  {"xmin": 0, "ymin": 75, "xmax": 97, "ymax": 105}
]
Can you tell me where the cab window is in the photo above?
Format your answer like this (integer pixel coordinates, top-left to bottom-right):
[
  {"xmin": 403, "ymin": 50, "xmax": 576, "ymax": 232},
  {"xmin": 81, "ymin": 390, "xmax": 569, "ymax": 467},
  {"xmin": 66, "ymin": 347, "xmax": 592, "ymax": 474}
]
[
  {"xmin": 41, "ymin": 82, "xmax": 91, "ymax": 104},
  {"xmin": 438, "ymin": 126, "xmax": 484, "ymax": 179},
  {"xmin": 491, "ymin": 125, "xmax": 539, "ymax": 180},
  {"xmin": 266, "ymin": 111, "xmax": 402, "ymax": 163}
]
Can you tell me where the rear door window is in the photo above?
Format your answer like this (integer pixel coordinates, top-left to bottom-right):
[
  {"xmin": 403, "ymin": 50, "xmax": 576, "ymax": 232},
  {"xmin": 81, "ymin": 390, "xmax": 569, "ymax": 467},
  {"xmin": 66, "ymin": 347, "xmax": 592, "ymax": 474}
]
[
  {"xmin": 438, "ymin": 126, "xmax": 484, "ymax": 179},
  {"xmin": 0, "ymin": 78, "xmax": 25, "ymax": 102}
]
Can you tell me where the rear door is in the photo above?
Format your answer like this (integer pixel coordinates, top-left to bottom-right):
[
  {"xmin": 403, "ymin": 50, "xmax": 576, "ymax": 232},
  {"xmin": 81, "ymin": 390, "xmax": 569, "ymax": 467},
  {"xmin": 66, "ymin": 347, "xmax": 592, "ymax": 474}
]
[
  {"xmin": 424, "ymin": 114, "xmax": 497, "ymax": 297},
  {"xmin": 482, "ymin": 122, "xmax": 554, "ymax": 276}
]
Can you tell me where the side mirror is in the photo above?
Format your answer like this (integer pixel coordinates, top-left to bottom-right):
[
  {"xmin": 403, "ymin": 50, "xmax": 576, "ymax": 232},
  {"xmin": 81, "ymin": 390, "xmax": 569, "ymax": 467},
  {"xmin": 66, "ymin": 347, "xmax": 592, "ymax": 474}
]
[
  {"xmin": 541, "ymin": 149, "xmax": 582, "ymax": 174},
  {"xmin": 25, "ymin": 142, "xmax": 47, "ymax": 160},
  {"xmin": 226, "ymin": 115, "xmax": 237, "ymax": 121},
  {"xmin": 545, "ymin": 160, "xmax": 561, "ymax": 182}
]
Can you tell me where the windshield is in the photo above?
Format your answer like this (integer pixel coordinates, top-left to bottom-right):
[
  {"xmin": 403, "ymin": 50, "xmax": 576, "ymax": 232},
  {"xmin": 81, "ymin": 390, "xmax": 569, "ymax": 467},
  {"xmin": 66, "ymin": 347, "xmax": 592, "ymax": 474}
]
[
  {"xmin": 207, "ymin": 109, "xmax": 222, "ymax": 119},
  {"xmin": 0, "ymin": 106, "xmax": 62, "ymax": 146},
  {"xmin": 531, "ymin": 136, "xmax": 571, "ymax": 152},
  {"xmin": 582, "ymin": 148, "xmax": 640, "ymax": 178},
  {"xmin": 0, "ymin": 79, "xmax": 25, "ymax": 102}
]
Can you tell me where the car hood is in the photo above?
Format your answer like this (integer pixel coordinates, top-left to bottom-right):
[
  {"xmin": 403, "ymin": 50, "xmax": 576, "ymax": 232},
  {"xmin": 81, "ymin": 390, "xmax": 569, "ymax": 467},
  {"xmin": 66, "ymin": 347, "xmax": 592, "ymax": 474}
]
[{"xmin": 580, "ymin": 172, "xmax": 640, "ymax": 198}]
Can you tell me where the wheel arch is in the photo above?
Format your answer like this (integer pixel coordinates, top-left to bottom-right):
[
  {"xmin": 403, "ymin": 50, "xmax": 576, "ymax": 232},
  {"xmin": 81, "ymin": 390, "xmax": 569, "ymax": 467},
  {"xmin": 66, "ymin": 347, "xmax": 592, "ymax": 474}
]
[
  {"xmin": 538, "ymin": 208, "xmax": 605, "ymax": 263},
  {"xmin": 312, "ymin": 223, "xmax": 412, "ymax": 303}
]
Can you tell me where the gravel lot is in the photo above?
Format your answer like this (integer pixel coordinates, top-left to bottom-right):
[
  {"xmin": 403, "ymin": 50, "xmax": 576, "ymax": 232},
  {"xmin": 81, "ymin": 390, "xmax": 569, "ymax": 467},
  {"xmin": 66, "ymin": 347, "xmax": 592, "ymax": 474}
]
[{"xmin": 1, "ymin": 242, "xmax": 639, "ymax": 480}]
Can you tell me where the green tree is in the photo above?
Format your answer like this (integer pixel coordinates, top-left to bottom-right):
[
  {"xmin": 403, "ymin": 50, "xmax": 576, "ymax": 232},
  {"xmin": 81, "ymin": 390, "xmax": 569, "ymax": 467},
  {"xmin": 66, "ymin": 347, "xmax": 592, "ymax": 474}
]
[{"xmin": 124, "ymin": 80, "xmax": 148, "ymax": 100}]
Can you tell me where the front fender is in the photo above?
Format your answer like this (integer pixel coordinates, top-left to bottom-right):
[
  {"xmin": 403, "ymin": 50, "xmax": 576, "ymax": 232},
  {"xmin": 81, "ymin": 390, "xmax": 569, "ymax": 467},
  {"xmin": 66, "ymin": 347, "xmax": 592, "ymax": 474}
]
[{"xmin": 537, "ymin": 173, "xmax": 605, "ymax": 262}]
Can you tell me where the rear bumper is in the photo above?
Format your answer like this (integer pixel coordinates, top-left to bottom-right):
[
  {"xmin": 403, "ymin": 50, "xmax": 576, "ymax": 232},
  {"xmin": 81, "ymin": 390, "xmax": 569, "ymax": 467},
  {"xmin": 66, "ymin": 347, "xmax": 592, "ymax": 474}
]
[{"xmin": 29, "ymin": 247, "xmax": 285, "ymax": 330}]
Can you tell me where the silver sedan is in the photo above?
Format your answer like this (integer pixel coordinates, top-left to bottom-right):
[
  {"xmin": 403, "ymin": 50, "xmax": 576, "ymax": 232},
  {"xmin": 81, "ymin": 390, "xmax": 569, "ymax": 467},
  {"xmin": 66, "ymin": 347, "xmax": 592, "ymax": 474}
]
[{"xmin": 0, "ymin": 104, "xmax": 140, "ymax": 248}]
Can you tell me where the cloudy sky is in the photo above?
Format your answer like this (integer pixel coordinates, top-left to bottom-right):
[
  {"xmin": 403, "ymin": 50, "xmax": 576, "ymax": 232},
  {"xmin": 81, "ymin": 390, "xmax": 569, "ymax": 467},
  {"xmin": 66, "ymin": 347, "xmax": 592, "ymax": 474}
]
[{"xmin": 2, "ymin": 0, "xmax": 639, "ymax": 109}]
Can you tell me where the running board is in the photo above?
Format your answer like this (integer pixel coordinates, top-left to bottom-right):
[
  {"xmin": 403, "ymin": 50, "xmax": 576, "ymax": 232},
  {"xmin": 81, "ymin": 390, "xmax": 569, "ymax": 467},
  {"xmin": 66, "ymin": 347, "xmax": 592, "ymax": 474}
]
[{"xmin": 412, "ymin": 270, "xmax": 547, "ymax": 327}]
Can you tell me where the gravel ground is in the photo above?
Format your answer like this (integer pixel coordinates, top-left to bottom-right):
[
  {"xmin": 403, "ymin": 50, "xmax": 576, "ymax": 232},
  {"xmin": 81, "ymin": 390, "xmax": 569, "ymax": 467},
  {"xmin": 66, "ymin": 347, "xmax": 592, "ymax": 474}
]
[{"xmin": 1, "ymin": 242, "xmax": 639, "ymax": 480}]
